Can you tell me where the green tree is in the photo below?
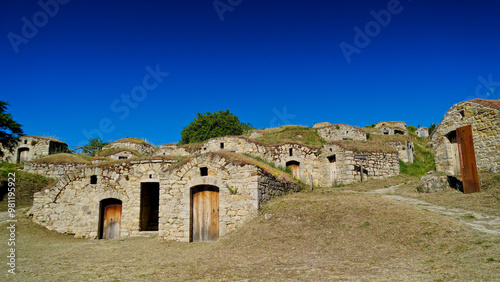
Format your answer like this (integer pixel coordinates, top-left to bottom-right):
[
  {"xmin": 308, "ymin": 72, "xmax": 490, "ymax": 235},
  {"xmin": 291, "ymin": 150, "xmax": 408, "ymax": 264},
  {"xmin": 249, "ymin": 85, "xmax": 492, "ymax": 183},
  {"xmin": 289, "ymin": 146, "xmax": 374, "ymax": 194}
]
[
  {"xmin": 428, "ymin": 123, "xmax": 436, "ymax": 136},
  {"xmin": 179, "ymin": 110, "xmax": 253, "ymax": 144},
  {"xmin": 0, "ymin": 101, "xmax": 23, "ymax": 155},
  {"xmin": 83, "ymin": 137, "xmax": 109, "ymax": 155}
]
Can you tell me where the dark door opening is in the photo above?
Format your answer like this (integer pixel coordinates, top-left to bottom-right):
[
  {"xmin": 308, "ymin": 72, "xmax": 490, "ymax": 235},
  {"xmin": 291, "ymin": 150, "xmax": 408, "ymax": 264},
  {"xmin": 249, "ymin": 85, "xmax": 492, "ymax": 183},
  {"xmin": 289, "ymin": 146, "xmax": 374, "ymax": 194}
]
[
  {"xmin": 99, "ymin": 198, "xmax": 122, "ymax": 239},
  {"xmin": 140, "ymin": 182, "xmax": 160, "ymax": 231},
  {"xmin": 191, "ymin": 185, "xmax": 219, "ymax": 242},
  {"xmin": 328, "ymin": 155, "xmax": 337, "ymax": 186},
  {"xmin": 17, "ymin": 148, "xmax": 29, "ymax": 163}
]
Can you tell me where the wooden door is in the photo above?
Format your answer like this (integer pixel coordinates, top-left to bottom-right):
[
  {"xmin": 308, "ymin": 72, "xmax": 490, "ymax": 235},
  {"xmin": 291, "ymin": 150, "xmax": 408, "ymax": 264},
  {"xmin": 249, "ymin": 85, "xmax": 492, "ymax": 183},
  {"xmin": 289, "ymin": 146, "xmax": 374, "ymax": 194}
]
[
  {"xmin": 450, "ymin": 143, "xmax": 460, "ymax": 175},
  {"xmin": 457, "ymin": 125, "xmax": 480, "ymax": 193},
  {"xmin": 102, "ymin": 204, "xmax": 122, "ymax": 239},
  {"xmin": 287, "ymin": 162, "xmax": 300, "ymax": 179},
  {"xmin": 192, "ymin": 186, "xmax": 219, "ymax": 242},
  {"xmin": 18, "ymin": 149, "xmax": 29, "ymax": 163},
  {"xmin": 330, "ymin": 161, "xmax": 337, "ymax": 186}
]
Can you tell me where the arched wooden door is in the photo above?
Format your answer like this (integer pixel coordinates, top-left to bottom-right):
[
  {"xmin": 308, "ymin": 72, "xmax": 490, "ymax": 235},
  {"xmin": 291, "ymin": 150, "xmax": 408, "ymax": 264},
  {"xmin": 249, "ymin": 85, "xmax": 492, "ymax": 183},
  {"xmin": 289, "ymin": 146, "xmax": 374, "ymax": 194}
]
[
  {"xmin": 99, "ymin": 199, "xmax": 122, "ymax": 239},
  {"xmin": 286, "ymin": 161, "xmax": 300, "ymax": 179},
  {"xmin": 191, "ymin": 185, "xmax": 219, "ymax": 242}
]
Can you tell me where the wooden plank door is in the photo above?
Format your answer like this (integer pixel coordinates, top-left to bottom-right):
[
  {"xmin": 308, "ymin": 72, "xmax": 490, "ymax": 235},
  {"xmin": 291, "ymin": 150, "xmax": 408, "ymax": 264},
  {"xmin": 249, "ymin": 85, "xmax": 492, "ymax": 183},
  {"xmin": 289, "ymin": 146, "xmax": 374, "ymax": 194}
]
[
  {"xmin": 330, "ymin": 161, "xmax": 337, "ymax": 186},
  {"xmin": 192, "ymin": 187, "xmax": 219, "ymax": 242},
  {"xmin": 287, "ymin": 163, "xmax": 300, "ymax": 179},
  {"xmin": 103, "ymin": 204, "xmax": 122, "ymax": 239},
  {"xmin": 457, "ymin": 125, "xmax": 480, "ymax": 193},
  {"xmin": 450, "ymin": 143, "xmax": 460, "ymax": 175}
]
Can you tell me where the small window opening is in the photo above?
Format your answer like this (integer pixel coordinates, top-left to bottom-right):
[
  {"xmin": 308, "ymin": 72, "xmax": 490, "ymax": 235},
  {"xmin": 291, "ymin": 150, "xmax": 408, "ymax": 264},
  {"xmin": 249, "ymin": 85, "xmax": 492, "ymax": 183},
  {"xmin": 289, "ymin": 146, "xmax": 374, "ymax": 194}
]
[
  {"xmin": 90, "ymin": 175, "xmax": 97, "ymax": 184},
  {"xmin": 200, "ymin": 167, "xmax": 208, "ymax": 176},
  {"xmin": 163, "ymin": 153, "xmax": 165, "ymax": 155},
  {"xmin": 394, "ymin": 129, "xmax": 404, "ymax": 135},
  {"xmin": 289, "ymin": 148, "xmax": 293, "ymax": 157},
  {"xmin": 220, "ymin": 142, "xmax": 224, "ymax": 149},
  {"xmin": 119, "ymin": 156, "xmax": 127, "ymax": 160},
  {"xmin": 346, "ymin": 131, "xmax": 349, "ymax": 134},
  {"xmin": 330, "ymin": 148, "xmax": 333, "ymax": 152},
  {"xmin": 125, "ymin": 175, "xmax": 129, "ymax": 181},
  {"xmin": 459, "ymin": 110, "xmax": 465, "ymax": 118},
  {"xmin": 203, "ymin": 147, "xmax": 207, "ymax": 151},
  {"xmin": 24, "ymin": 140, "xmax": 27, "ymax": 144},
  {"xmin": 383, "ymin": 131, "xmax": 389, "ymax": 135},
  {"xmin": 149, "ymin": 174, "xmax": 152, "ymax": 179}
]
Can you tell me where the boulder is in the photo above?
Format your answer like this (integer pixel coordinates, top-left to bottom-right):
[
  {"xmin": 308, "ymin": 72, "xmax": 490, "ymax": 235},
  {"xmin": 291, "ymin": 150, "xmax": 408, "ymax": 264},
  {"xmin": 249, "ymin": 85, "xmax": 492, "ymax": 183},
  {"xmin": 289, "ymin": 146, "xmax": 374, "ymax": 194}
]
[{"xmin": 417, "ymin": 171, "xmax": 449, "ymax": 193}]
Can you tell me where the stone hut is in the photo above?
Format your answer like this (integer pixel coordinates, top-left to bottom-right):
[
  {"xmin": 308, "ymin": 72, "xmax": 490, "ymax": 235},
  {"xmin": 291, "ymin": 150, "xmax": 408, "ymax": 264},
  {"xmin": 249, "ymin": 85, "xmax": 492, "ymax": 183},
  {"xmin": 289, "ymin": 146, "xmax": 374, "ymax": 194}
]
[
  {"xmin": 30, "ymin": 152, "xmax": 300, "ymax": 241},
  {"xmin": 314, "ymin": 123, "xmax": 367, "ymax": 141},
  {"xmin": 103, "ymin": 138, "xmax": 155, "ymax": 156},
  {"xmin": 1, "ymin": 136, "xmax": 68, "ymax": 163},
  {"xmin": 153, "ymin": 144, "xmax": 190, "ymax": 158},
  {"xmin": 431, "ymin": 99, "xmax": 500, "ymax": 175},
  {"xmin": 24, "ymin": 153, "xmax": 90, "ymax": 179},
  {"xmin": 416, "ymin": 127, "xmax": 429, "ymax": 138},
  {"xmin": 373, "ymin": 121, "xmax": 408, "ymax": 135},
  {"xmin": 97, "ymin": 148, "xmax": 141, "ymax": 161}
]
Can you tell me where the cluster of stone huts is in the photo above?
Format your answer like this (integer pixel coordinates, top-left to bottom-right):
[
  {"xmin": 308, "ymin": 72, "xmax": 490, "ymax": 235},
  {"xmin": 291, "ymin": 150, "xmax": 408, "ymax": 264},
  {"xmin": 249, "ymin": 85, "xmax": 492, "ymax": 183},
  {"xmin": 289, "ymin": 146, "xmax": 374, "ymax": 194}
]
[
  {"xmin": 0, "ymin": 136, "xmax": 68, "ymax": 163},
  {"xmin": 12, "ymin": 119, "xmax": 422, "ymax": 242}
]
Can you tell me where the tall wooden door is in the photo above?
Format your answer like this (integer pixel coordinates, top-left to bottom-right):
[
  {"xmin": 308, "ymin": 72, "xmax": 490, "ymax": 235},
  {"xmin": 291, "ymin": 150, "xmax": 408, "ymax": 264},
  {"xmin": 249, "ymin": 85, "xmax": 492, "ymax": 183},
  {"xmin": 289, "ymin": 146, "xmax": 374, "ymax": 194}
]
[
  {"xmin": 286, "ymin": 161, "xmax": 300, "ymax": 179},
  {"xmin": 329, "ymin": 159, "xmax": 337, "ymax": 186},
  {"xmin": 450, "ymin": 143, "xmax": 461, "ymax": 175},
  {"xmin": 457, "ymin": 125, "xmax": 480, "ymax": 193},
  {"xmin": 102, "ymin": 204, "xmax": 122, "ymax": 239},
  {"xmin": 18, "ymin": 149, "xmax": 29, "ymax": 163},
  {"xmin": 192, "ymin": 186, "xmax": 219, "ymax": 242}
]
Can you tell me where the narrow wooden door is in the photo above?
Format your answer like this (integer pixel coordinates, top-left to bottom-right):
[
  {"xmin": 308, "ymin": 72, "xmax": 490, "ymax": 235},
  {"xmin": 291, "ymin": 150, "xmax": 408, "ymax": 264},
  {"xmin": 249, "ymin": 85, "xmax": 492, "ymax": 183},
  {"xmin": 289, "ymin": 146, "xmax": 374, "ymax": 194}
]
[
  {"xmin": 450, "ymin": 143, "xmax": 460, "ymax": 175},
  {"xmin": 287, "ymin": 163, "xmax": 300, "ymax": 179},
  {"xmin": 192, "ymin": 187, "xmax": 219, "ymax": 242},
  {"xmin": 103, "ymin": 204, "xmax": 122, "ymax": 239},
  {"xmin": 330, "ymin": 161, "xmax": 337, "ymax": 186}
]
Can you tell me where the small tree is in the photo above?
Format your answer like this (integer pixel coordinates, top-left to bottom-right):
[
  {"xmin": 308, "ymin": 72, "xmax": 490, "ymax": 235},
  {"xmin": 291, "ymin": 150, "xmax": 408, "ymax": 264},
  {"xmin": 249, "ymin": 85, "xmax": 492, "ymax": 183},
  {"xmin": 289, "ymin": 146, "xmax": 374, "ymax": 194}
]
[
  {"xmin": 179, "ymin": 110, "xmax": 253, "ymax": 144},
  {"xmin": 83, "ymin": 137, "xmax": 109, "ymax": 155},
  {"xmin": 0, "ymin": 101, "xmax": 23, "ymax": 155},
  {"xmin": 428, "ymin": 123, "xmax": 436, "ymax": 136}
]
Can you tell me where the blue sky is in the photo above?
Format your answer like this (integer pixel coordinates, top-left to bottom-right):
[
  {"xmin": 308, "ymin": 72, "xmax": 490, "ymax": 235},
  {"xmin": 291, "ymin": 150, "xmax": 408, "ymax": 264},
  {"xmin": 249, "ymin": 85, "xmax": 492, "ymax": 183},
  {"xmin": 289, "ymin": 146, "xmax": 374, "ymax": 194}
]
[{"xmin": 2, "ymin": 0, "xmax": 500, "ymax": 146}]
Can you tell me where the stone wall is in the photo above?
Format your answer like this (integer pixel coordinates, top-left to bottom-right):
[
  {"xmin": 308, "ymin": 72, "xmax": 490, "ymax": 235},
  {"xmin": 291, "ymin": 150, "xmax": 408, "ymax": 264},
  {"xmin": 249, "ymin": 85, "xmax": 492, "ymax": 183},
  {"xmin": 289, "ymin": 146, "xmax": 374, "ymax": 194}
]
[
  {"xmin": 373, "ymin": 121, "xmax": 408, "ymax": 135},
  {"xmin": 387, "ymin": 141, "xmax": 414, "ymax": 163},
  {"xmin": 1, "ymin": 136, "xmax": 68, "ymax": 163},
  {"xmin": 24, "ymin": 162, "xmax": 88, "ymax": 179},
  {"xmin": 153, "ymin": 144, "xmax": 190, "ymax": 158},
  {"xmin": 315, "ymin": 124, "xmax": 367, "ymax": 141},
  {"xmin": 104, "ymin": 139, "xmax": 155, "ymax": 156},
  {"xmin": 431, "ymin": 99, "xmax": 500, "ymax": 174},
  {"xmin": 107, "ymin": 150, "xmax": 140, "ymax": 160},
  {"xmin": 30, "ymin": 153, "xmax": 301, "ymax": 241}
]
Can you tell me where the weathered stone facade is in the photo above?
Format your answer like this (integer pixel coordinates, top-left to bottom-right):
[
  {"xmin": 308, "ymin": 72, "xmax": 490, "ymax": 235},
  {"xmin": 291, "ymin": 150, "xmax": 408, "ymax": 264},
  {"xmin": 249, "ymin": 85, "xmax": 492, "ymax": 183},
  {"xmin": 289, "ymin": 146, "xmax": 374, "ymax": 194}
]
[
  {"xmin": 314, "ymin": 123, "xmax": 367, "ymax": 141},
  {"xmin": 153, "ymin": 144, "xmax": 190, "ymax": 158},
  {"xmin": 0, "ymin": 136, "xmax": 68, "ymax": 163},
  {"xmin": 103, "ymin": 138, "xmax": 155, "ymax": 156},
  {"xmin": 106, "ymin": 150, "xmax": 140, "ymax": 160},
  {"xmin": 416, "ymin": 127, "xmax": 429, "ymax": 138},
  {"xmin": 30, "ymin": 153, "xmax": 300, "ymax": 241},
  {"xmin": 431, "ymin": 99, "xmax": 500, "ymax": 175},
  {"xmin": 387, "ymin": 141, "xmax": 414, "ymax": 163},
  {"xmin": 373, "ymin": 121, "xmax": 408, "ymax": 135},
  {"xmin": 24, "ymin": 162, "xmax": 88, "ymax": 179}
]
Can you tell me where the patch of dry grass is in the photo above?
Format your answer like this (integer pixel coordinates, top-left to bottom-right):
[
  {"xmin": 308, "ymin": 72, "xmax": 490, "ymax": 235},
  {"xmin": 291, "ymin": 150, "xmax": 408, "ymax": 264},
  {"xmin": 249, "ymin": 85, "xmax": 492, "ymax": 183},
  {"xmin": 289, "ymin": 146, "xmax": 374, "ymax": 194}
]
[
  {"xmin": 96, "ymin": 148, "xmax": 141, "ymax": 157},
  {"xmin": 30, "ymin": 153, "xmax": 90, "ymax": 165},
  {"xmin": 329, "ymin": 140, "xmax": 398, "ymax": 153},
  {"xmin": 112, "ymin": 137, "xmax": 149, "ymax": 144},
  {"xmin": 2, "ymin": 189, "xmax": 499, "ymax": 281}
]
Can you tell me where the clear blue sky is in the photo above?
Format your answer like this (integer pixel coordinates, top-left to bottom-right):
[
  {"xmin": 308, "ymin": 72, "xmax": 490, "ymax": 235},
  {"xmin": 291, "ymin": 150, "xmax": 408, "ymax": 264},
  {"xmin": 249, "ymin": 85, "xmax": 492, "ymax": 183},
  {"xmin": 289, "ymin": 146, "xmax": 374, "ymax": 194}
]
[{"xmin": 2, "ymin": 0, "xmax": 500, "ymax": 146}]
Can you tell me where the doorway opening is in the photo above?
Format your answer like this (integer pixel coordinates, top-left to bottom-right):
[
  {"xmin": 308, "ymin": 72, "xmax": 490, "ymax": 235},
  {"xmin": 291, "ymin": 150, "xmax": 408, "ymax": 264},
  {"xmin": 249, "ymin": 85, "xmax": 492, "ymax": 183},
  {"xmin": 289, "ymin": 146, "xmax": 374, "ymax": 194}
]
[
  {"xmin": 140, "ymin": 182, "xmax": 159, "ymax": 231},
  {"xmin": 286, "ymin": 160, "xmax": 300, "ymax": 179}
]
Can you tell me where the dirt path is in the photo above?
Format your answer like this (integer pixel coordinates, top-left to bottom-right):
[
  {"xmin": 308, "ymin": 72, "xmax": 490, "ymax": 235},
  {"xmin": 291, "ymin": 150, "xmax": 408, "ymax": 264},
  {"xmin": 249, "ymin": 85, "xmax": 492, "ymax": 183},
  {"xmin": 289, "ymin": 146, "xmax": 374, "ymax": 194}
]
[{"xmin": 366, "ymin": 185, "xmax": 500, "ymax": 236}]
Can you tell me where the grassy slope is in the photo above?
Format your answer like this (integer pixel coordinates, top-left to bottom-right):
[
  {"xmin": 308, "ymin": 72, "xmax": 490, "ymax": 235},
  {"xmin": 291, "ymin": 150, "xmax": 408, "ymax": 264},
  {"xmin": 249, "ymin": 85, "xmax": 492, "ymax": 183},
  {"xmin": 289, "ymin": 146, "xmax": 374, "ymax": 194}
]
[
  {"xmin": 0, "ymin": 163, "xmax": 56, "ymax": 211},
  {"xmin": 254, "ymin": 126, "xmax": 327, "ymax": 146},
  {"xmin": 2, "ymin": 187, "xmax": 499, "ymax": 281}
]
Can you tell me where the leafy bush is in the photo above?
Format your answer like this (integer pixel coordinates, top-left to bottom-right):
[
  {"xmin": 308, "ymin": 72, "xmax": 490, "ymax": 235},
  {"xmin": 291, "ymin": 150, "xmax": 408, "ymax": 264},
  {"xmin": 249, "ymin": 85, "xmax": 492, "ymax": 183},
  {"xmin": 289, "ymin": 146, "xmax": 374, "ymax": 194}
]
[{"xmin": 179, "ymin": 110, "xmax": 253, "ymax": 144}]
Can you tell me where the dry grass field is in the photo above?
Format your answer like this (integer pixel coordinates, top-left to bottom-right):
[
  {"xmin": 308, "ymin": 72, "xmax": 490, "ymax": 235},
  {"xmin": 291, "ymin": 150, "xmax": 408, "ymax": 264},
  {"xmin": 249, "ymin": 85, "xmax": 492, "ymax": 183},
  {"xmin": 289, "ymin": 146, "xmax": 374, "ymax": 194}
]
[{"xmin": 1, "ymin": 179, "xmax": 499, "ymax": 281}]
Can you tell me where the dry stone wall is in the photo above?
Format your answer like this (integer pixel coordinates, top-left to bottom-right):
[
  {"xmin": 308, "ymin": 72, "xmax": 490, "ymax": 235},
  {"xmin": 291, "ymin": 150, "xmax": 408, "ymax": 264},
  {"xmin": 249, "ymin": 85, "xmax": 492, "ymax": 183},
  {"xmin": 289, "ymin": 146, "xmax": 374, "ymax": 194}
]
[
  {"xmin": 104, "ymin": 141, "xmax": 155, "ymax": 156},
  {"xmin": 1, "ymin": 136, "xmax": 68, "ymax": 163},
  {"xmin": 431, "ymin": 100, "xmax": 500, "ymax": 174},
  {"xmin": 315, "ymin": 124, "xmax": 367, "ymax": 141},
  {"xmin": 24, "ymin": 162, "xmax": 88, "ymax": 179},
  {"xmin": 30, "ymin": 153, "xmax": 300, "ymax": 241}
]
